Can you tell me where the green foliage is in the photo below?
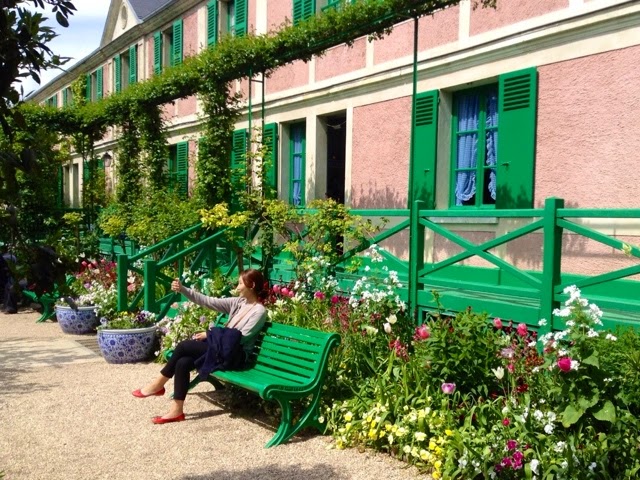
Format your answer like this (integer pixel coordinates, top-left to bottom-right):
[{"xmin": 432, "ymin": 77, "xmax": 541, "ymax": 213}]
[
  {"xmin": 98, "ymin": 310, "xmax": 156, "ymax": 330},
  {"xmin": 98, "ymin": 188, "xmax": 203, "ymax": 247}
]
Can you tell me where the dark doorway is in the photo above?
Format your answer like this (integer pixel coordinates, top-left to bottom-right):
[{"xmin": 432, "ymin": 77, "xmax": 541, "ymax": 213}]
[{"xmin": 325, "ymin": 113, "xmax": 346, "ymax": 204}]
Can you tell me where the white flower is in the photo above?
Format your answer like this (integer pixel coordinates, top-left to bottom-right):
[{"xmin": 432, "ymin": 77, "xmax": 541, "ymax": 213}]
[
  {"xmin": 383, "ymin": 322, "xmax": 392, "ymax": 334},
  {"xmin": 587, "ymin": 329, "xmax": 599, "ymax": 338},
  {"xmin": 561, "ymin": 460, "xmax": 568, "ymax": 469},
  {"xmin": 565, "ymin": 320, "xmax": 575, "ymax": 327},
  {"xmin": 589, "ymin": 462, "xmax": 597, "ymax": 471},
  {"xmin": 492, "ymin": 367, "xmax": 505, "ymax": 380},
  {"xmin": 533, "ymin": 410, "xmax": 544, "ymax": 421},
  {"xmin": 363, "ymin": 325, "xmax": 378, "ymax": 335},
  {"xmin": 538, "ymin": 318, "xmax": 548, "ymax": 327},
  {"xmin": 544, "ymin": 424, "xmax": 554, "ymax": 435},
  {"xmin": 530, "ymin": 459, "xmax": 540, "ymax": 474},
  {"xmin": 458, "ymin": 457, "xmax": 468, "ymax": 468},
  {"xmin": 570, "ymin": 360, "xmax": 580, "ymax": 371},
  {"xmin": 606, "ymin": 333, "xmax": 617, "ymax": 341},
  {"xmin": 364, "ymin": 265, "xmax": 370, "ymax": 272},
  {"xmin": 554, "ymin": 441, "xmax": 566, "ymax": 453},
  {"xmin": 387, "ymin": 314, "xmax": 397, "ymax": 324},
  {"xmin": 414, "ymin": 431, "xmax": 426, "ymax": 441},
  {"xmin": 553, "ymin": 307, "xmax": 572, "ymax": 317}
]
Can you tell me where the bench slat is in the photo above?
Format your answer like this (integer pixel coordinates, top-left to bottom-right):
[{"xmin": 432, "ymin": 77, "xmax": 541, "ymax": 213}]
[
  {"xmin": 265, "ymin": 322, "xmax": 333, "ymax": 341},
  {"xmin": 256, "ymin": 346, "xmax": 318, "ymax": 372},
  {"xmin": 257, "ymin": 337, "xmax": 324, "ymax": 358}
]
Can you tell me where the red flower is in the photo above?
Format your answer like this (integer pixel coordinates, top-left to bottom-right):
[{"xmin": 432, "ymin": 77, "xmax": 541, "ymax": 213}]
[
  {"xmin": 414, "ymin": 324, "xmax": 430, "ymax": 341},
  {"xmin": 493, "ymin": 318, "xmax": 503, "ymax": 329},
  {"xmin": 557, "ymin": 357, "xmax": 572, "ymax": 372},
  {"xmin": 502, "ymin": 418, "xmax": 510, "ymax": 426},
  {"xmin": 516, "ymin": 323, "xmax": 528, "ymax": 337}
]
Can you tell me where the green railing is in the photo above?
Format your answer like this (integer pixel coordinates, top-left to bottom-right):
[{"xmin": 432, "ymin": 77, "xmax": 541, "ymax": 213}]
[{"xmin": 129, "ymin": 197, "xmax": 640, "ymax": 330}]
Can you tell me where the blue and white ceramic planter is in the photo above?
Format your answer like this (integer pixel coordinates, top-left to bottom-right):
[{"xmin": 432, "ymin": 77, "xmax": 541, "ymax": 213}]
[
  {"xmin": 55, "ymin": 305, "xmax": 100, "ymax": 334},
  {"xmin": 97, "ymin": 326, "xmax": 158, "ymax": 364}
]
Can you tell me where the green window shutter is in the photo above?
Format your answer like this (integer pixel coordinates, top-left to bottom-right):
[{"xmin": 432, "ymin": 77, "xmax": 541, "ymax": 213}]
[
  {"xmin": 167, "ymin": 148, "xmax": 176, "ymax": 192},
  {"xmin": 85, "ymin": 74, "xmax": 91, "ymax": 101},
  {"xmin": 172, "ymin": 19, "xmax": 183, "ymax": 66},
  {"xmin": 97, "ymin": 157, "xmax": 105, "ymax": 171},
  {"xmin": 411, "ymin": 90, "xmax": 439, "ymax": 209},
  {"xmin": 96, "ymin": 67, "xmax": 103, "ymax": 100},
  {"xmin": 231, "ymin": 128, "xmax": 248, "ymax": 210},
  {"xmin": 114, "ymin": 54, "xmax": 122, "ymax": 93},
  {"xmin": 293, "ymin": 0, "xmax": 315, "ymax": 25},
  {"xmin": 496, "ymin": 67, "xmax": 538, "ymax": 209},
  {"xmin": 62, "ymin": 88, "xmax": 68, "ymax": 107},
  {"xmin": 176, "ymin": 141, "xmax": 189, "ymax": 198},
  {"xmin": 207, "ymin": 0, "xmax": 218, "ymax": 46},
  {"xmin": 153, "ymin": 31, "xmax": 163, "ymax": 74},
  {"xmin": 129, "ymin": 44, "xmax": 138, "ymax": 84},
  {"xmin": 52, "ymin": 94, "xmax": 58, "ymax": 108},
  {"xmin": 234, "ymin": 0, "xmax": 247, "ymax": 37},
  {"xmin": 263, "ymin": 123, "xmax": 278, "ymax": 198}
]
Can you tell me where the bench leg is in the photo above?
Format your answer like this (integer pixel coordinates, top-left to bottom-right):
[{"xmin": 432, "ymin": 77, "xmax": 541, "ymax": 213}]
[
  {"xmin": 265, "ymin": 392, "xmax": 324, "ymax": 448},
  {"xmin": 35, "ymin": 300, "xmax": 56, "ymax": 323}
]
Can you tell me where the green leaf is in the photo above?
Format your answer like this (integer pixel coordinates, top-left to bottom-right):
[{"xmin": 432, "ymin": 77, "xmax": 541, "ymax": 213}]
[
  {"xmin": 55, "ymin": 11, "xmax": 69, "ymax": 27},
  {"xmin": 593, "ymin": 401, "xmax": 616, "ymax": 423},
  {"xmin": 561, "ymin": 404, "xmax": 584, "ymax": 427},
  {"xmin": 582, "ymin": 352, "xmax": 599, "ymax": 368},
  {"xmin": 578, "ymin": 393, "xmax": 599, "ymax": 410}
]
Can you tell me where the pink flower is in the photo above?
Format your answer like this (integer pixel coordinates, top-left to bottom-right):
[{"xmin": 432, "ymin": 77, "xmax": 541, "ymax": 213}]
[
  {"xmin": 516, "ymin": 323, "xmax": 528, "ymax": 337},
  {"xmin": 493, "ymin": 318, "xmax": 503, "ymax": 329},
  {"xmin": 557, "ymin": 357, "xmax": 572, "ymax": 372},
  {"xmin": 441, "ymin": 383, "xmax": 456, "ymax": 394},
  {"xmin": 314, "ymin": 291, "xmax": 325, "ymax": 300},
  {"xmin": 501, "ymin": 457, "xmax": 512, "ymax": 468},
  {"xmin": 331, "ymin": 295, "xmax": 339, "ymax": 304},
  {"xmin": 506, "ymin": 439, "xmax": 518, "ymax": 451},
  {"xmin": 272, "ymin": 284, "xmax": 281, "ymax": 294},
  {"xmin": 280, "ymin": 287, "xmax": 290, "ymax": 297},
  {"xmin": 287, "ymin": 289, "xmax": 295, "ymax": 298},
  {"xmin": 507, "ymin": 363, "xmax": 515, "ymax": 373},
  {"xmin": 502, "ymin": 418, "xmax": 510, "ymax": 426},
  {"xmin": 414, "ymin": 324, "xmax": 430, "ymax": 341},
  {"xmin": 81, "ymin": 260, "xmax": 88, "ymax": 267}
]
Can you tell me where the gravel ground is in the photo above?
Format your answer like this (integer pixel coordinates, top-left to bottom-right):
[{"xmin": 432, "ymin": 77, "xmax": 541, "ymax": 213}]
[{"xmin": 0, "ymin": 310, "xmax": 427, "ymax": 480}]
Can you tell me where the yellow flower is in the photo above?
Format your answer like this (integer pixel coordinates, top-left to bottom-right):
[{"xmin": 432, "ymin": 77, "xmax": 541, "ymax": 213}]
[
  {"xmin": 378, "ymin": 431, "xmax": 386, "ymax": 439},
  {"xmin": 368, "ymin": 429, "xmax": 377, "ymax": 440},
  {"xmin": 434, "ymin": 460, "xmax": 442, "ymax": 470},
  {"xmin": 429, "ymin": 440, "xmax": 437, "ymax": 451},
  {"xmin": 388, "ymin": 434, "xmax": 394, "ymax": 445},
  {"xmin": 435, "ymin": 446, "xmax": 443, "ymax": 455},
  {"xmin": 445, "ymin": 429, "xmax": 454, "ymax": 436},
  {"xmin": 345, "ymin": 422, "xmax": 352, "ymax": 431},
  {"xmin": 414, "ymin": 431, "xmax": 427, "ymax": 442},
  {"xmin": 432, "ymin": 472, "xmax": 441, "ymax": 480},
  {"xmin": 344, "ymin": 411, "xmax": 353, "ymax": 422},
  {"xmin": 420, "ymin": 449, "xmax": 429, "ymax": 461},
  {"xmin": 403, "ymin": 445, "xmax": 411, "ymax": 454}
]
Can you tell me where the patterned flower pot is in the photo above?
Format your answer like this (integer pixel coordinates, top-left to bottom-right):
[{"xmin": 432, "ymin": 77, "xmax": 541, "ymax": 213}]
[
  {"xmin": 55, "ymin": 305, "xmax": 100, "ymax": 334},
  {"xmin": 97, "ymin": 326, "xmax": 158, "ymax": 364}
]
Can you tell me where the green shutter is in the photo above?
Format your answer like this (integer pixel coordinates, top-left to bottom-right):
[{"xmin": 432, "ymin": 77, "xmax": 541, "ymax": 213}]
[
  {"xmin": 129, "ymin": 44, "xmax": 138, "ymax": 84},
  {"xmin": 172, "ymin": 19, "xmax": 183, "ymax": 66},
  {"xmin": 154, "ymin": 31, "xmax": 163, "ymax": 74},
  {"xmin": 231, "ymin": 128, "xmax": 248, "ymax": 210},
  {"xmin": 263, "ymin": 123, "xmax": 278, "ymax": 198},
  {"xmin": 234, "ymin": 0, "xmax": 247, "ymax": 37},
  {"xmin": 96, "ymin": 67, "xmax": 103, "ymax": 100},
  {"xmin": 496, "ymin": 67, "xmax": 538, "ymax": 209},
  {"xmin": 114, "ymin": 54, "xmax": 122, "ymax": 93},
  {"xmin": 52, "ymin": 94, "xmax": 58, "ymax": 108},
  {"xmin": 207, "ymin": 0, "xmax": 218, "ymax": 46},
  {"xmin": 411, "ymin": 90, "xmax": 439, "ymax": 209},
  {"xmin": 293, "ymin": 0, "xmax": 315, "ymax": 25},
  {"xmin": 85, "ymin": 74, "xmax": 91, "ymax": 101},
  {"xmin": 97, "ymin": 157, "xmax": 105, "ymax": 171},
  {"xmin": 62, "ymin": 88, "xmax": 68, "ymax": 107},
  {"xmin": 176, "ymin": 141, "xmax": 189, "ymax": 198}
]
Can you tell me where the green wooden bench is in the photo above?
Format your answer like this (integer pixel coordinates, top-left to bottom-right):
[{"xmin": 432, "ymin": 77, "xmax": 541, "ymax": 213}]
[
  {"xmin": 182, "ymin": 321, "xmax": 340, "ymax": 448},
  {"xmin": 23, "ymin": 276, "xmax": 74, "ymax": 323}
]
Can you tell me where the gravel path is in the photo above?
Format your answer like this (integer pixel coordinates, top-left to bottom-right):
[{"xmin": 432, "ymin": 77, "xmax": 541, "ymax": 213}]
[{"xmin": 0, "ymin": 310, "xmax": 427, "ymax": 480}]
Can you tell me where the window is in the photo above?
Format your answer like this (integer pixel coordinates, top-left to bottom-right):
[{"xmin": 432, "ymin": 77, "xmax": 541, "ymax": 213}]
[
  {"xmin": 411, "ymin": 68, "xmax": 537, "ymax": 211},
  {"xmin": 113, "ymin": 44, "xmax": 137, "ymax": 93},
  {"xmin": 167, "ymin": 142, "xmax": 189, "ymax": 198},
  {"xmin": 293, "ymin": 0, "xmax": 349, "ymax": 24},
  {"xmin": 46, "ymin": 94, "xmax": 58, "ymax": 108},
  {"xmin": 62, "ymin": 87, "xmax": 72, "ymax": 106},
  {"xmin": 224, "ymin": 0, "xmax": 247, "ymax": 37},
  {"xmin": 154, "ymin": 21, "xmax": 182, "ymax": 75},
  {"xmin": 86, "ymin": 67, "xmax": 103, "ymax": 102},
  {"xmin": 289, "ymin": 122, "xmax": 306, "ymax": 207},
  {"xmin": 450, "ymin": 86, "xmax": 498, "ymax": 208}
]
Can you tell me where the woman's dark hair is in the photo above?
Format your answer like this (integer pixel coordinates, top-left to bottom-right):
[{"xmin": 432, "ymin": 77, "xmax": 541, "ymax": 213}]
[{"xmin": 240, "ymin": 269, "xmax": 265, "ymax": 295}]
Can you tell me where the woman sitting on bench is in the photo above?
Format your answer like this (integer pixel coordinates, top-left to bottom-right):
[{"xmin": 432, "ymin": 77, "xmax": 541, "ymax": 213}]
[{"xmin": 133, "ymin": 269, "xmax": 267, "ymax": 424}]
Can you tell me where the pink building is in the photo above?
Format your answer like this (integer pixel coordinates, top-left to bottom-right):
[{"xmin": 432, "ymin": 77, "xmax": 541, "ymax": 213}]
[{"xmin": 33, "ymin": 0, "xmax": 640, "ymax": 287}]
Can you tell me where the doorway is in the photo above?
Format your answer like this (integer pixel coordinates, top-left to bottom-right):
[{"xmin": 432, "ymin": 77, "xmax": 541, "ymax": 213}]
[{"xmin": 324, "ymin": 113, "xmax": 346, "ymax": 204}]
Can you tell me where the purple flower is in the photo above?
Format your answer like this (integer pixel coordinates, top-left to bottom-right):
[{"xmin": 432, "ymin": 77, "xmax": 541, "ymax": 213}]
[
  {"xmin": 500, "ymin": 347, "xmax": 515, "ymax": 359},
  {"xmin": 501, "ymin": 457, "xmax": 512, "ymax": 468},
  {"xmin": 441, "ymin": 383, "xmax": 456, "ymax": 394},
  {"xmin": 507, "ymin": 439, "xmax": 518, "ymax": 451}
]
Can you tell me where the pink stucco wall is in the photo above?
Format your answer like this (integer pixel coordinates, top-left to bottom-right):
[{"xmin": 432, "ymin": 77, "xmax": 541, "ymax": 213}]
[
  {"xmin": 470, "ymin": 0, "xmax": 568, "ymax": 35},
  {"xmin": 183, "ymin": 10, "xmax": 199, "ymax": 57},
  {"xmin": 536, "ymin": 45, "xmax": 640, "ymax": 208},
  {"xmin": 178, "ymin": 95, "xmax": 197, "ymax": 117},
  {"xmin": 266, "ymin": 60, "xmax": 309, "ymax": 95},
  {"xmin": 315, "ymin": 37, "xmax": 367, "ymax": 82},
  {"xmin": 434, "ymin": 232, "xmax": 497, "ymax": 268},
  {"xmin": 104, "ymin": 62, "xmax": 111, "ymax": 96},
  {"xmin": 351, "ymin": 97, "xmax": 411, "ymax": 209},
  {"xmin": 267, "ymin": 0, "xmax": 292, "ymax": 32},
  {"xmin": 248, "ymin": 0, "xmax": 257, "ymax": 34},
  {"xmin": 374, "ymin": 6, "xmax": 459, "ymax": 65},
  {"xmin": 146, "ymin": 36, "xmax": 154, "ymax": 81}
]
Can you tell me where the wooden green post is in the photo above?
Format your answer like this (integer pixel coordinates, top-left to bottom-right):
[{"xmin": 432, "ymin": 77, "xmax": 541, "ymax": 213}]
[
  {"xmin": 541, "ymin": 197, "xmax": 564, "ymax": 336},
  {"xmin": 177, "ymin": 240, "xmax": 184, "ymax": 277},
  {"xmin": 117, "ymin": 254, "xmax": 129, "ymax": 312},
  {"xmin": 409, "ymin": 200, "xmax": 425, "ymax": 322},
  {"xmin": 144, "ymin": 259, "xmax": 157, "ymax": 313}
]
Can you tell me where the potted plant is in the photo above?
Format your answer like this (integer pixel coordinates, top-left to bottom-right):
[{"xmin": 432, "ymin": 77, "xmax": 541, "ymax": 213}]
[
  {"xmin": 97, "ymin": 310, "xmax": 158, "ymax": 364},
  {"xmin": 54, "ymin": 259, "xmax": 118, "ymax": 334}
]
